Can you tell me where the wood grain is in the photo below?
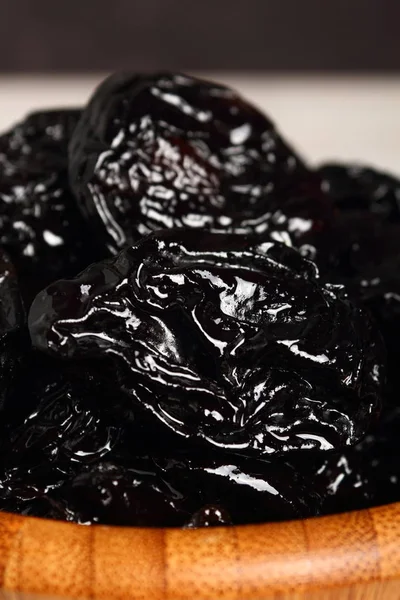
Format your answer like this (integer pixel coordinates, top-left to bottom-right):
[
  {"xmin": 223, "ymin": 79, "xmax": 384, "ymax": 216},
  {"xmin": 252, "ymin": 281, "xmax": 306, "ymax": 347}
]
[{"xmin": 0, "ymin": 504, "xmax": 399, "ymax": 599}]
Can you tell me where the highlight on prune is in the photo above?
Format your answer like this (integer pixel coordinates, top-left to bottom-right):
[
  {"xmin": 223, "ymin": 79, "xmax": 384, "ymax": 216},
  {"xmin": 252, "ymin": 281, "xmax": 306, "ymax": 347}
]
[
  {"xmin": 29, "ymin": 229, "xmax": 384, "ymax": 456},
  {"xmin": 69, "ymin": 72, "xmax": 332, "ymax": 255},
  {"xmin": 0, "ymin": 109, "xmax": 100, "ymax": 301}
]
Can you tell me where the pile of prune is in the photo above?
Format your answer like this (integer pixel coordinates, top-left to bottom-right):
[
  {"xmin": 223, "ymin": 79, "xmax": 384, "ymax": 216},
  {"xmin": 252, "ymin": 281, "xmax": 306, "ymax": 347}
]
[{"xmin": 0, "ymin": 72, "xmax": 399, "ymax": 527}]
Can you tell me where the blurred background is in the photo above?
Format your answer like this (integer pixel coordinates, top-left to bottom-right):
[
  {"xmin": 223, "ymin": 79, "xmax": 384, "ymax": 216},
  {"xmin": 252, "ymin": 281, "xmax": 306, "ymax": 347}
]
[{"xmin": 0, "ymin": 0, "xmax": 399, "ymax": 171}]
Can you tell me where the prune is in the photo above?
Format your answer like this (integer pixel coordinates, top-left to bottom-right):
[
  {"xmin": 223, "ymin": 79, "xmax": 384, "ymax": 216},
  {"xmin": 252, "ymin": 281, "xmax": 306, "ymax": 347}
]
[
  {"xmin": 29, "ymin": 229, "xmax": 384, "ymax": 455},
  {"xmin": 0, "ymin": 352, "xmax": 122, "ymax": 516},
  {"xmin": 51, "ymin": 460, "xmax": 191, "ymax": 526},
  {"xmin": 319, "ymin": 163, "xmax": 400, "ymax": 221},
  {"xmin": 0, "ymin": 250, "xmax": 26, "ymax": 412},
  {"xmin": 317, "ymin": 163, "xmax": 400, "ymax": 281},
  {"xmin": 0, "ymin": 351, "xmax": 199, "ymax": 522},
  {"xmin": 69, "ymin": 72, "xmax": 333, "ymax": 254},
  {"xmin": 318, "ymin": 164, "xmax": 400, "ymax": 399},
  {"xmin": 166, "ymin": 453, "xmax": 323, "ymax": 523},
  {"xmin": 363, "ymin": 407, "xmax": 400, "ymax": 506},
  {"xmin": 14, "ymin": 452, "xmax": 323, "ymax": 526},
  {"xmin": 0, "ymin": 351, "xmax": 325, "ymax": 526},
  {"xmin": 305, "ymin": 447, "xmax": 373, "ymax": 515},
  {"xmin": 0, "ymin": 109, "xmax": 99, "ymax": 301},
  {"xmin": 0, "ymin": 353, "xmax": 120, "ymax": 476},
  {"xmin": 1, "ymin": 78, "xmax": 399, "ymax": 529},
  {"xmin": 303, "ymin": 405, "xmax": 400, "ymax": 515}
]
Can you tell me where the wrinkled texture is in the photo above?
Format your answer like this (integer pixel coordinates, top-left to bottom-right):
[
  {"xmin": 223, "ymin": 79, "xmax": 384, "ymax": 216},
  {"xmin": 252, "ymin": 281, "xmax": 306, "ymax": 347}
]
[
  {"xmin": 69, "ymin": 72, "xmax": 333, "ymax": 255},
  {"xmin": 0, "ymin": 251, "xmax": 26, "ymax": 412},
  {"xmin": 0, "ymin": 353, "xmax": 324, "ymax": 525},
  {"xmin": 47, "ymin": 454, "xmax": 323, "ymax": 526},
  {"xmin": 0, "ymin": 353, "xmax": 123, "ymax": 517},
  {"xmin": 318, "ymin": 163, "xmax": 400, "ymax": 400},
  {"xmin": 319, "ymin": 163, "xmax": 400, "ymax": 221},
  {"xmin": 300, "ymin": 406, "xmax": 400, "ymax": 516},
  {"xmin": 0, "ymin": 79, "xmax": 399, "ymax": 528},
  {"xmin": 29, "ymin": 229, "xmax": 384, "ymax": 456},
  {"xmin": 0, "ymin": 109, "xmax": 100, "ymax": 301},
  {"xmin": 0, "ymin": 353, "xmax": 122, "ymax": 468}
]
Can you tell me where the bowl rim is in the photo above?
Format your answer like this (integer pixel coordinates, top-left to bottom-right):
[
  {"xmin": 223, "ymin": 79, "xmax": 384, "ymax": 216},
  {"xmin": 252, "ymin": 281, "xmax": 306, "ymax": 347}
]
[{"xmin": 0, "ymin": 502, "xmax": 399, "ymax": 598}]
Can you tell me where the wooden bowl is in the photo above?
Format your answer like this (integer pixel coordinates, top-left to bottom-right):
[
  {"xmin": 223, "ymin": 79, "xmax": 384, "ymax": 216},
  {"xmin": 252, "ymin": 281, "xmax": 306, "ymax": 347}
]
[{"xmin": 0, "ymin": 503, "xmax": 399, "ymax": 599}]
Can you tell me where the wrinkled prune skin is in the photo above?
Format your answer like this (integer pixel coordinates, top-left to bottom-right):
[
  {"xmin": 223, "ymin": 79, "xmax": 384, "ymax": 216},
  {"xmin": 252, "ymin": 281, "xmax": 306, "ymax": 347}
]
[
  {"xmin": 50, "ymin": 460, "xmax": 191, "ymax": 526},
  {"xmin": 0, "ymin": 251, "xmax": 26, "ymax": 412},
  {"xmin": 319, "ymin": 163, "xmax": 400, "ymax": 221},
  {"xmin": 0, "ymin": 109, "xmax": 99, "ymax": 301},
  {"xmin": 166, "ymin": 453, "xmax": 323, "ymax": 523},
  {"xmin": 0, "ymin": 349, "xmax": 325, "ymax": 525},
  {"xmin": 9, "ymin": 452, "xmax": 322, "ymax": 526},
  {"xmin": 302, "ymin": 405, "xmax": 400, "ymax": 516},
  {"xmin": 29, "ymin": 229, "xmax": 384, "ymax": 455},
  {"xmin": 69, "ymin": 72, "xmax": 332, "ymax": 255},
  {"xmin": 305, "ymin": 448, "xmax": 373, "ymax": 516},
  {"xmin": 5, "ymin": 375, "xmax": 119, "ymax": 472},
  {"xmin": 318, "ymin": 164, "xmax": 400, "ymax": 400},
  {"xmin": 0, "ymin": 352, "xmax": 122, "ymax": 516},
  {"xmin": 317, "ymin": 163, "xmax": 400, "ymax": 282}
]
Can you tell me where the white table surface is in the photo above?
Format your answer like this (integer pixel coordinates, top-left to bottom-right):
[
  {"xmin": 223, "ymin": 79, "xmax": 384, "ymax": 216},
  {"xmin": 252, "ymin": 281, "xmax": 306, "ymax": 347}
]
[{"xmin": 0, "ymin": 74, "xmax": 399, "ymax": 175}]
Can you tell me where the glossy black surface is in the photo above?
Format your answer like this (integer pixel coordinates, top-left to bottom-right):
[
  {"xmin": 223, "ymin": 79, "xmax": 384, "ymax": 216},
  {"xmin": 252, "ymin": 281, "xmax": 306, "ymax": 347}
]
[
  {"xmin": 0, "ymin": 352, "xmax": 325, "ymax": 525},
  {"xmin": 69, "ymin": 72, "xmax": 333, "ymax": 255},
  {"xmin": 319, "ymin": 163, "xmax": 400, "ymax": 221},
  {"xmin": 0, "ymin": 77, "xmax": 400, "ymax": 528},
  {"xmin": 29, "ymin": 229, "xmax": 384, "ymax": 456},
  {"xmin": 0, "ymin": 250, "xmax": 26, "ymax": 412},
  {"xmin": 305, "ymin": 406, "xmax": 400, "ymax": 516},
  {"xmin": 40, "ymin": 453, "xmax": 325, "ymax": 526},
  {"xmin": 0, "ymin": 352, "xmax": 123, "ymax": 518},
  {"xmin": 318, "ymin": 163, "xmax": 400, "ymax": 400},
  {"xmin": 0, "ymin": 109, "xmax": 100, "ymax": 302}
]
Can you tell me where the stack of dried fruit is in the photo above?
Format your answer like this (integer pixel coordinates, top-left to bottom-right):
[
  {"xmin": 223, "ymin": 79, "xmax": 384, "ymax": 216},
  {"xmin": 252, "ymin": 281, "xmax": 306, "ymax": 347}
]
[{"xmin": 0, "ymin": 73, "xmax": 398, "ymax": 527}]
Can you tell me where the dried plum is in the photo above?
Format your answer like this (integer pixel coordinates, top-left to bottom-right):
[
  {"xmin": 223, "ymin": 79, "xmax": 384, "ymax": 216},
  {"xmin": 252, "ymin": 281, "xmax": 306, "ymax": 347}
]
[
  {"xmin": 0, "ymin": 250, "xmax": 26, "ymax": 412},
  {"xmin": 304, "ymin": 448, "xmax": 373, "ymax": 515},
  {"xmin": 301, "ymin": 405, "xmax": 400, "ymax": 516},
  {"xmin": 0, "ymin": 353, "xmax": 121, "ymax": 471},
  {"xmin": 0, "ymin": 353, "xmax": 123, "ymax": 516},
  {"xmin": 0, "ymin": 109, "xmax": 99, "ymax": 301},
  {"xmin": 319, "ymin": 163, "xmax": 400, "ymax": 221},
  {"xmin": 167, "ymin": 454, "xmax": 323, "ymax": 524},
  {"xmin": 7, "ymin": 453, "xmax": 323, "ymax": 526},
  {"xmin": 0, "ymin": 78, "xmax": 399, "ymax": 529},
  {"xmin": 69, "ymin": 72, "xmax": 332, "ymax": 255},
  {"xmin": 29, "ymin": 229, "xmax": 384, "ymax": 456},
  {"xmin": 0, "ymin": 347, "xmax": 325, "ymax": 525},
  {"xmin": 48, "ymin": 460, "xmax": 191, "ymax": 526},
  {"xmin": 318, "ymin": 164, "xmax": 400, "ymax": 400}
]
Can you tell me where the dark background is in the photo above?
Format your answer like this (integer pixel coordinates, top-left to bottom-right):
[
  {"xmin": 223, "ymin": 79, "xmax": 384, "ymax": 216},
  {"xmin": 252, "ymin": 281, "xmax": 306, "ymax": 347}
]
[{"xmin": 0, "ymin": 0, "xmax": 399, "ymax": 72}]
